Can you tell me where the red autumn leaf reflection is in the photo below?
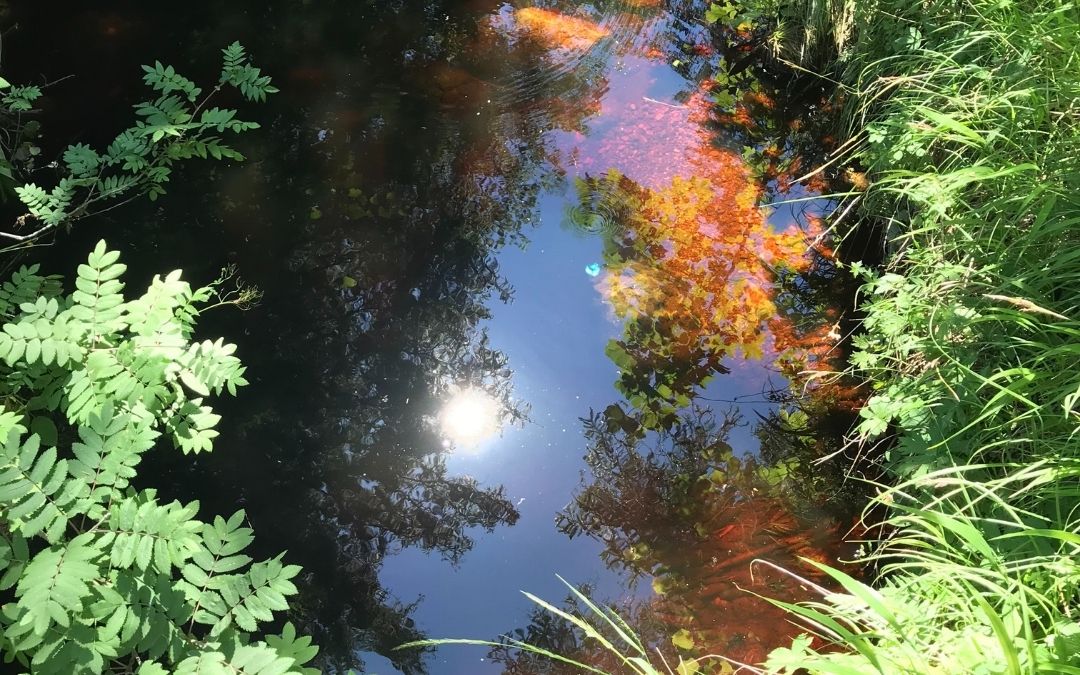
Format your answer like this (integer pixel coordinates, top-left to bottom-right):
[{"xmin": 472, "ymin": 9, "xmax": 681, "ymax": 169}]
[{"xmin": 651, "ymin": 498, "xmax": 855, "ymax": 665}]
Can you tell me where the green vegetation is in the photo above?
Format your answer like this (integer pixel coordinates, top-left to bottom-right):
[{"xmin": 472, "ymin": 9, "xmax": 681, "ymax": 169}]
[
  {"xmin": 0, "ymin": 242, "xmax": 317, "ymax": 673},
  {"xmin": 0, "ymin": 42, "xmax": 275, "ymax": 250},
  {"xmin": 752, "ymin": 0, "xmax": 1080, "ymax": 671},
  {"xmin": 0, "ymin": 45, "xmax": 318, "ymax": 673},
  {"xmin": 402, "ymin": 576, "xmax": 715, "ymax": 675}
]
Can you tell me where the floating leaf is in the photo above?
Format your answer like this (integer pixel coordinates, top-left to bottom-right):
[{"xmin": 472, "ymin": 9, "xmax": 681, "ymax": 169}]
[{"xmin": 671, "ymin": 628, "xmax": 695, "ymax": 651}]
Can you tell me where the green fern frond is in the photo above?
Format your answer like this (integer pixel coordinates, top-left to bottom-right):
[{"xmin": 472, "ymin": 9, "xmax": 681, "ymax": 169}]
[
  {"xmin": 181, "ymin": 510, "xmax": 257, "ymax": 629},
  {"xmin": 65, "ymin": 370, "xmax": 115, "ymax": 426},
  {"xmin": 97, "ymin": 173, "xmax": 141, "ymax": 200},
  {"xmin": 219, "ymin": 42, "xmax": 278, "ymax": 103},
  {"xmin": 266, "ymin": 623, "xmax": 321, "ymax": 675},
  {"xmin": 105, "ymin": 129, "xmax": 152, "ymax": 172},
  {"xmin": 174, "ymin": 643, "xmax": 302, "ymax": 675},
  {"xmin": 207, "ymin": 555, "xmax": 300, "ymax": 636},
  {"xmin": 90, "ymin": 346, "xmax": 170, "ymax": 413},
  {"xmin": 68, "ymin": 407, "xmax": 158, "ymax": 519},
  {"xmin": 178, "ymin": 338, "xmax": 247, "ymax": 397},
  {"xmin": 99, "ymin": 496, "xmax": 201, "ymax": 574},
  {"xmin": 163, "ymin": 398, "xmax": 222, "ymax": 454},
  {"xmin": 111, "ymin": 567, "xmax": 194, "ymax": 662},
  {"xmin": 70, "ymin": 240, "xmax": 128, "ymax": 345},
  {"xmin": 62, "ymin": 144, "xmax": 102, "ymax": 179},
  {"xmin": 3, "ymin": 45, "xmax": 271, "ymax": 243},
  {"xmin": 0, "ymin": 530, "xmax": 30, "ymax": 591},
  {"xmin": 0, "ymin": 265, "xmax": 63, "ymax": 319},
  {"xmin": 0, "ymin": 242, "xmax": 315, "ymax": 670},
  {"xmin": 0, "ymin": 296, "xmax": 85, "ymax": 367},
  {"xmin": 3, "ymin": 84, "xmax": 42, "ymax": 112},
  {"xmin": 127, "ymin": 269, "xmax": 193, "ymax": 344},
  {"xmin": 3, "ymin": 618, "xmax": 106, "ymax": 674},
  {"xmin": 221, "ymin": 42, "xmax": 248, "ymax": 69}
]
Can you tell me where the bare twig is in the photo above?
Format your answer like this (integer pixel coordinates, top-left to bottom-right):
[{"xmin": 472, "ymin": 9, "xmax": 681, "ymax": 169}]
[
  {"xmin": 0, "ymin": 213, "xmax": 52, "ymax": 242},
  {"xmin": 642, "ymin": 96, "xmax": 686, "ymax": 110}
]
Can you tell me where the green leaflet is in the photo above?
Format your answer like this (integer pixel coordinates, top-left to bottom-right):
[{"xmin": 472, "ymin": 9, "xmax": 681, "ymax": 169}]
[
  {"xmin": 0, "ymin": 429, "xmax": 87, "ymax": 543},
  {"xmin": 15, "ymin": 533, "xmax": 100, "ymax": 636},
  {"xmin": 0, "ymin": 242, "xmax": 318, "ymax": 673}
]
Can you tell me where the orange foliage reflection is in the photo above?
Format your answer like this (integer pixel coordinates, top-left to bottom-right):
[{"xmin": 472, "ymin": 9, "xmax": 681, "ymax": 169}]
[
  {"xmin": 514, "ymin": 8, "xmax": 610, "ymax": 51},
  {"xmin": 584, "ymin": 84, "xmax": 824, "ymax": 367},
  {"xmin": 556, "ymin": 406, "xmax": 860, "ymax": 671},
  {"xmin": 651, "ymin": 498, "xmax": 854, "ymax": 665}
]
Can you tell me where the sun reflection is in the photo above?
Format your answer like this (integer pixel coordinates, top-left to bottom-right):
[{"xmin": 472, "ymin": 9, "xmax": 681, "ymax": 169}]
[{"xmin": 440, "ymin": 388, "xmax": 500, "ymax": 448}]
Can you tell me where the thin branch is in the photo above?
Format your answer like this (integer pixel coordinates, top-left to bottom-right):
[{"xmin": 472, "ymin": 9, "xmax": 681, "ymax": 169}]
[{"xmin": 0, "ymin": 218, "xmax": 52, "ymax": 242}]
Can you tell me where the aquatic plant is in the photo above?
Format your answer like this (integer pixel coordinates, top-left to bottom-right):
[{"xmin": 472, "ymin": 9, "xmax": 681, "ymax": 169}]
[{"xmin": 0, "ymin": 242, "xmax": 318, "ymax": 673}]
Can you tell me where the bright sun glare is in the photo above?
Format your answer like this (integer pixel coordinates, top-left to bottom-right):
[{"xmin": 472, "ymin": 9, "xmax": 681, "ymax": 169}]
[{"xmin": 440, "ymin": 388, "xmax": 500, "ymax": 448}]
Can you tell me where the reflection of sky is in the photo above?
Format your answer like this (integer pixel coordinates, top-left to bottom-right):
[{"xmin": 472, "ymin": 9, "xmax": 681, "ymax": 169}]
[
  {"xmin": 377, "ymin": 194, "xmax": 628, "ymax": 674},
  {"xmin": 3, "ymin": 1, "xmax": 837, "ymax": 672},
  {"xmin": 372, "ymin": 50, "xmax": 791, "ymax": 673},
  {"xmin": 551, "ymin": 54, "xmax": 703, "ymax": 190}
]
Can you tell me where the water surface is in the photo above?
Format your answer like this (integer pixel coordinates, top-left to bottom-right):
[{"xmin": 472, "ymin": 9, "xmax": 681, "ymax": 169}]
[{"xmin": 6, "ymin": 1, "xmax": 863, "ymax": 672}]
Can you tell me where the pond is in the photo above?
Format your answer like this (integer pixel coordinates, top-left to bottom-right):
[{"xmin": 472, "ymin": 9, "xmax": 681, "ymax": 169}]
[{"xmin": 6, "ymin": 1, "xmax": 869, "ymax": 672}]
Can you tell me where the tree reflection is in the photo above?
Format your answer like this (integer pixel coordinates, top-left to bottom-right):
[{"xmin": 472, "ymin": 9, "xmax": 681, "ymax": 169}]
[
  {"xmin": 208, "ymin": 21, "xmax": 610, "ymax": 672},
  {"xmin": 553, "ymin": 404, "xmax": 854, "ymax": 666},
  {"xmin": 571, "ymin": 163, "xmax": 824, "ymax": 426},
  {"xmin": 6, "ymin": 0, "xmax": 615, "ymax": 672}
]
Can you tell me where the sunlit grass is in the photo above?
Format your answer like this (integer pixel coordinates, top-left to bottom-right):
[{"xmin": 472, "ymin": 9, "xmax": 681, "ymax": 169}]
[
  {"xmin": 397, "ymin": 576, "xmax": 726, "ymax": 675},
  {"xmin": 756, "ymin": 0, "xmax": 1080, "ymax": 671}
]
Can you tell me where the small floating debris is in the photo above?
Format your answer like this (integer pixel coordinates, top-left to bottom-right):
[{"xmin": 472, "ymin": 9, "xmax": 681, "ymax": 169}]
[{"xmin": 585, "ymin": 262, "xmax": 602, "ymax": 277}]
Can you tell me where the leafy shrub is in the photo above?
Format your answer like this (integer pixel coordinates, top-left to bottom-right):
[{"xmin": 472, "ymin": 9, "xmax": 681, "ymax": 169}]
[
  {"xmin": 0, "ymin": 241, "xmax": 318, "ymax": 674},
  {"xmin": 1, "ymin": 42, "xmax": 275, "ymax": 248}
]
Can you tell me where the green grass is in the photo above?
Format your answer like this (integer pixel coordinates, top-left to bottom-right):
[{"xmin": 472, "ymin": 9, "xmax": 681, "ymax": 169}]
[
  {"xmin": 397, "ymin": 575, "xmax": 722, "ymax": 675},
  {"xmin": 760, "ymin": 0, "xmax": 1080, "ymax": 671}
]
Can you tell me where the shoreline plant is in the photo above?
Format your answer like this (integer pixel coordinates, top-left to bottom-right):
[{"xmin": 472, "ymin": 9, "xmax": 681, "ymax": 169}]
[
  {"xmin": 0, "ymin": 241, "xmax": 318, "ymax": 674},
  {"xmin": 1, "ymin": 42, "xmax": 275, "ymax": 251},
  {"xmin": 750, "ymin": 0, "xmax": 1080, "ymax": 671}
]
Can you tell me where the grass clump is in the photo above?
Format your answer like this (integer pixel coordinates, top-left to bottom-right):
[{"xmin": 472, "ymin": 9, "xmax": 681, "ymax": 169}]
[{"xmin": 761, "ymin": 0, "xmax": 1080, "ymax": 671}]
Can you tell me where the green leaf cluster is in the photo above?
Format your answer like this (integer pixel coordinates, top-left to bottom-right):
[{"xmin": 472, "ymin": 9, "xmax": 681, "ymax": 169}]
[
  {"xmin": 0, "ymin": 242, "xmax": 318, "ymax": 674},
  {"xmin": 1, "ymin": 43, "xmax": 274, "ymax": 244}
]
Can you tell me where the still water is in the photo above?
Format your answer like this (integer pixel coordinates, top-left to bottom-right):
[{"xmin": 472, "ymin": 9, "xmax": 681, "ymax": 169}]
[{"xmin": 8, "ymin": 1, "xmax": 864, "ymax": 672}]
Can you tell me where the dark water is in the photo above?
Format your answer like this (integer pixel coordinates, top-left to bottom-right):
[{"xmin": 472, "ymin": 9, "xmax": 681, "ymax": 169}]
[{"xmin": 4, "ymin": 1, "xmax": 868, "ymax": 672}]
